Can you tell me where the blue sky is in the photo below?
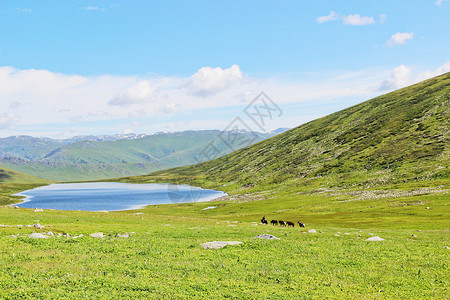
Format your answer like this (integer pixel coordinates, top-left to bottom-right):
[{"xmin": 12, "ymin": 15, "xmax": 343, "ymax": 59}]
[{"xmin": 0, "ymin": 1, "xmax": 449, "ymax": 138}]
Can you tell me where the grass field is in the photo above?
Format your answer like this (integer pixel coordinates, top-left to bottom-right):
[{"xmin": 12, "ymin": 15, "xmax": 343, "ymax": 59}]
[{"xmin": 0, "ymin": 181, "xmax": 448, "ymax": 299}]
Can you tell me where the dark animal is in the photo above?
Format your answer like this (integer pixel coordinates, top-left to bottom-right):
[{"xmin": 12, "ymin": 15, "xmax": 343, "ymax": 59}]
[
  {"xmin": 297, "ymin": 222, "xmax": 306, "ymax": 228},
  {"xmin": 278, "ymin": 220, "xmax": 286, "ymax": 227},
  {"xmin": 261, "ymin": 216, "xmax": 268, "ymax": 225},
  {"xmin": 286, "ymin": 221, "xmax": 295, "ymax": 227},
  {"xmin": 271, "ymin": 219, "xmax": 278, "ymax": 225}
]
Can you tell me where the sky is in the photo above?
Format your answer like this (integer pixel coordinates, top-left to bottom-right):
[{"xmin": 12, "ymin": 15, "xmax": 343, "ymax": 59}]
[{"xmin": 0, "ymin": 0, "xmax": 449, "ymax": 138}]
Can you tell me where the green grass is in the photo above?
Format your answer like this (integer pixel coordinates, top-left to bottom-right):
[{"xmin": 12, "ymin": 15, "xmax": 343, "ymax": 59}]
[{"xmin": 0, "ymin": 181, "xmax": 448, "ymax": 299}]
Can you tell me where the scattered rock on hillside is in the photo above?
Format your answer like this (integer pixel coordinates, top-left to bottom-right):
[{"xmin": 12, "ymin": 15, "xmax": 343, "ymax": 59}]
[
  {"xmin": 33, "ymin": 223, "xmax": 42, "ymax": 229},
  {"xmin": 308, "ymin": 229, "xmax": 317, "ymax": 233},
  {"xmin": 366, "ymin": 236, "xmax": 384, "ymax": 242},
  {"xmin": 445, "ymin": 246, "xmax": 450, "ymax": 250},
  {"xmin": 47, "ymin": 231, "xmax": 54, "ymax": 236},
  {"xmin": 89, "ymin": 232, "xmax": 104, "ymax": 238},
  {"xmin": 29, "ymin": 233, "xmax": 48, "ymax": 239},
  {"xmin": 200, "ymin": 241, "xmax": 242, "ymax": 250},
  {"xmin": 253, "ymin": 234, "xmax": 280, "ymax": 240},
  {"xmin": 34, "ymin": 208, "xmax": 44, "ymax": 212},
  {"xmin": 132, "ymin": 212, "xmax": 144, "ymax": 215}
]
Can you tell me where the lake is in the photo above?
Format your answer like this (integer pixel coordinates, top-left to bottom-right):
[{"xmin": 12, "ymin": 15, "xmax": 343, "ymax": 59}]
[{"xmin": 12, "ymin": 182, "xmax": 227, "ymax": 211}]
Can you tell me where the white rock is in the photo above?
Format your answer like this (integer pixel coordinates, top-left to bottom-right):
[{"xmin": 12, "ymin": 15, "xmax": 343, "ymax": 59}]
[
  {"xmin": 132, "ymin": 212, "xmax": 144, "ymax": 215},
  {"xmin": 231, "ymin": 221, "xmax": 239, "ymax": 224},
  {"xmin": 308, "ymin": 229, "xmax": 317, "ymax": 233},
  {"xmin": 334, "ymin": 234, "xmax": 340, "ymax": 237},
  {"xmin": 89, "ymin": 232, "xmax": 104, "ymax": 238},
  {"xmin": 445, "ymin": 246, "xmax": 450, "ymax": 250},
  {"xmin": 47, "ymin": 231, "xmax": 54, "ymax": 236},
  {"xmin": 29, "ymin": 233, "xmax": 48, "ymax": 239},
  {"xmin": 200, "ymin": 241, "xmax": 243, "ymax": 250},
  {"xmin": 253, "ymin": 234, "xmax": 280, "ymax": 240},
  {"xmin": 227, "ymin": 225, "xmax": 237, "ymax": 227},
  {"xmin": 33, "ymin": 223, "xmax": 41, "ymax": 229},
  {"xmin": 34, "ymin": 208, "xmax": 44, "ymax": 212},
  {"xmin": 116, "ymin": 233, "xmax": 129, "ymax": 238},
  {"xmin": 98, "ymin": 210, "xmax": 109, "ymax": 213},
  {"xmin": 201, "ymin": 206, "xmax": 217, "ymax": 210},
  {"xmin": 366, "ymin": 236, "xmax": 384, "ymax": 241}
]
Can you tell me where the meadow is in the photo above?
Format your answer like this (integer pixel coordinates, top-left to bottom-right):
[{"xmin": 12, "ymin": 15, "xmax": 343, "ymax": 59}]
[{"xmin": 0, "ymin": 181, "xmax": 448, "ymax": 299}]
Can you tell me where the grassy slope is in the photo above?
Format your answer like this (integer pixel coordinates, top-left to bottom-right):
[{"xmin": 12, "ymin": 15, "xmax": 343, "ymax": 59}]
[
  {"xmin": 0, "ymin": 167, "xmax": 51, "ymax": 206},
  {"xmin": 121, "ymin": 72, "xmax": 450, "ymax": 194}
]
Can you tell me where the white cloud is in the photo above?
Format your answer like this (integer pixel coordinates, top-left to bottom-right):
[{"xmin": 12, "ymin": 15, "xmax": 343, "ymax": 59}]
[
  {"xmin": 387, "ymin": 32, "xmax": 414, "ymax": 46},
  {"xmin": 109, "ymin": 80, "xmax": 155, "ymax": 106},
  {"xmin": 187, "ymin": 64, "xmax": 243, "ymax": 97},
  {"xmin": 317, "ymin": 12, "xmax": 380, "ymax": 26},
  {"xmin": 85, "ymin": 6, "xmax": 106, "ymax": 11},
  {"xmin": 379, "ymin": 65, "xmax": 412, "ymax": 91},
  {"xmin": 16, "ymin": 8, "xmax": 32, "ymax": 13},
  {"xmin": 316, "ymin": 11, "xmax": 339, "ymax": 23},
  {"xmin": 435, "ymin": 0, "xmax": 444, "ymax": 6},
  {"xmin": 416, "ymin": 62, "xmax": 450, "ymax": 81},
  {"xmin": 342, "ymin": 14, "xmax": 375, "ymax": 26},
  {"xmin": 0, "ymin": 113, "xmax": 20, "ymax": 130},
  {"xmin": 1, "ymin": 63, "xmax": 449, "ymax": 138},
  {"xmin": 379, "ymin": 62, "xmax": 450, "ymax": 92}
]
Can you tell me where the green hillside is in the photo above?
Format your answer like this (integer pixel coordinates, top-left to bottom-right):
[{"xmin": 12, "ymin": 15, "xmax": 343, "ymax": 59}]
[
  {"xmin": 121, "ymin": 72, "xmax": 450, "ymax": 194},
  {"xmin": 0, "ymin": 166, "xmax": 50, "ymax": 184}
]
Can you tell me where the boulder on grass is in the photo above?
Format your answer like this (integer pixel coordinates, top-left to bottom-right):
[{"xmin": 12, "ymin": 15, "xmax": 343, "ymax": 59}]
[
  {"xmin": 366, "ymin": 236, "xmax": 384, "ymax": 241},
  {"xmin": 200, "ymin": 241, "xmax": 242, "ymax": 250}
]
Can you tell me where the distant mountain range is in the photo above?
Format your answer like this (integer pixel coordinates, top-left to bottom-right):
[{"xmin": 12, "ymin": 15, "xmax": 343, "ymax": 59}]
[{"xmin": 0, "ymin": 129, "xmax": 289, "ymax": 181}]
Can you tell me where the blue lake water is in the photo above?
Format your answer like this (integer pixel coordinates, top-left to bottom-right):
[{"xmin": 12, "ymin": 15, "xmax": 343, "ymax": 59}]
[{"xmin": 12, "ymin": 182, "xmax": 227, "ymax": 211}]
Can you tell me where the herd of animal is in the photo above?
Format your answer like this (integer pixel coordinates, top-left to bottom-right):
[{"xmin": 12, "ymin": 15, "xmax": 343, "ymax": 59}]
[{"xmin": 260, "ymin": 216, "xmax": 305, "ymax": 227}]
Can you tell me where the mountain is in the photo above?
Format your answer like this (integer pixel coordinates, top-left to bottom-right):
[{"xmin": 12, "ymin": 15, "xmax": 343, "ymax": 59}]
[
  {"xmin": 120, "ymin": 72, "xmax": 450, "ymax": 193},
  {"xmin": 0, "ymin": 130, "xmax": 284, "ymax": 181}
]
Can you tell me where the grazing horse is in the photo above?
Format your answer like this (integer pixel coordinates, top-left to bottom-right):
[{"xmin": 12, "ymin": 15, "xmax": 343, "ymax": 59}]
[
  {"xmin": 271, "ymin": 219, "xmax": 278, "ymax": 225},
  {"xmin": 261, "ymin": 216, "xmax": 268, "ymax": 225},
  {"xmin": 278, "ymin": 220, "xmax": 286, "ymax": 227},
  {"xmin": 297, "ymin": 222, "xmax": 306, "ymax": 228},
  {"xmin": 286, "ymin": 221, "xmax": 295, "ymax": 227}
]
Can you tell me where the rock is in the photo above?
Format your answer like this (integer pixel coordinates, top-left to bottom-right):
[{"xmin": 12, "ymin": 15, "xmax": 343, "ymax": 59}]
[
  {"xmin": 253, "ymin": 234, "xmax": 280, "ymax": 240},
  {"xmin": 116, "ymin": 233, "xmax": 129, "ymax": 238},
  {"xmin": 426, "ymin": 207, "xmax": 430, "ymax": 210},
  {"xmin": 445, "ymin": 246, "xmax": 450, "ymax": 250},
  {"xmin": 9, "ymin": 235, "xmax": 17, "ymax": 238},
  {"xmin": 334, "ymin": 234, "xmax": 340, "ymax": 237},
  {"xmin": 132, "ymin": 212, "xmax": 144, "ymax": 215},
  {"xmin": 34, "ymin": 208, "xmax": 44, "ymax": 212},
  {"xmin": 98, "ymin": 210, "xmax": 109, "ymax": 213},
  {"xmin": 201, "ymin": 206, "xmax": 217, "ymax": 210},
  {"xmin": 412, "ymin": 234, "xmax": 417, "ymax": 237},
  {"xmin": 47, "ymin": 231, "xmax": 54, "ymax": 236},
  {"xmin": 200, "ymin": 241, "xmax": 243, "ymax": 250},
  {"xmin": 366, "ymin": 236, "xmax": 384, "ymax": 241},
  {"xmin": 308, "ymin": 229, "xmax": 317, "ymax": 233},
  {"xmin": 72, "ymin": 234, "xmax": 84, "ymax": 239},
  {"xmin": 29, "ymin": 233, "xmax": 48, "ymax": 239},
  {"xmin": 89, "ymin": 232, "xmax": 104, "ymax": 238},
  {"xmin": 231, "ymin": 221, "xmax": 239, "ymax": 224},
  {"xmin": 33, "ymin": 223, "xmax": 42, "ymax": 229},
  {"xmin": 227, "ymin": 225, "xmax": 237, "ymax": 227}
]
